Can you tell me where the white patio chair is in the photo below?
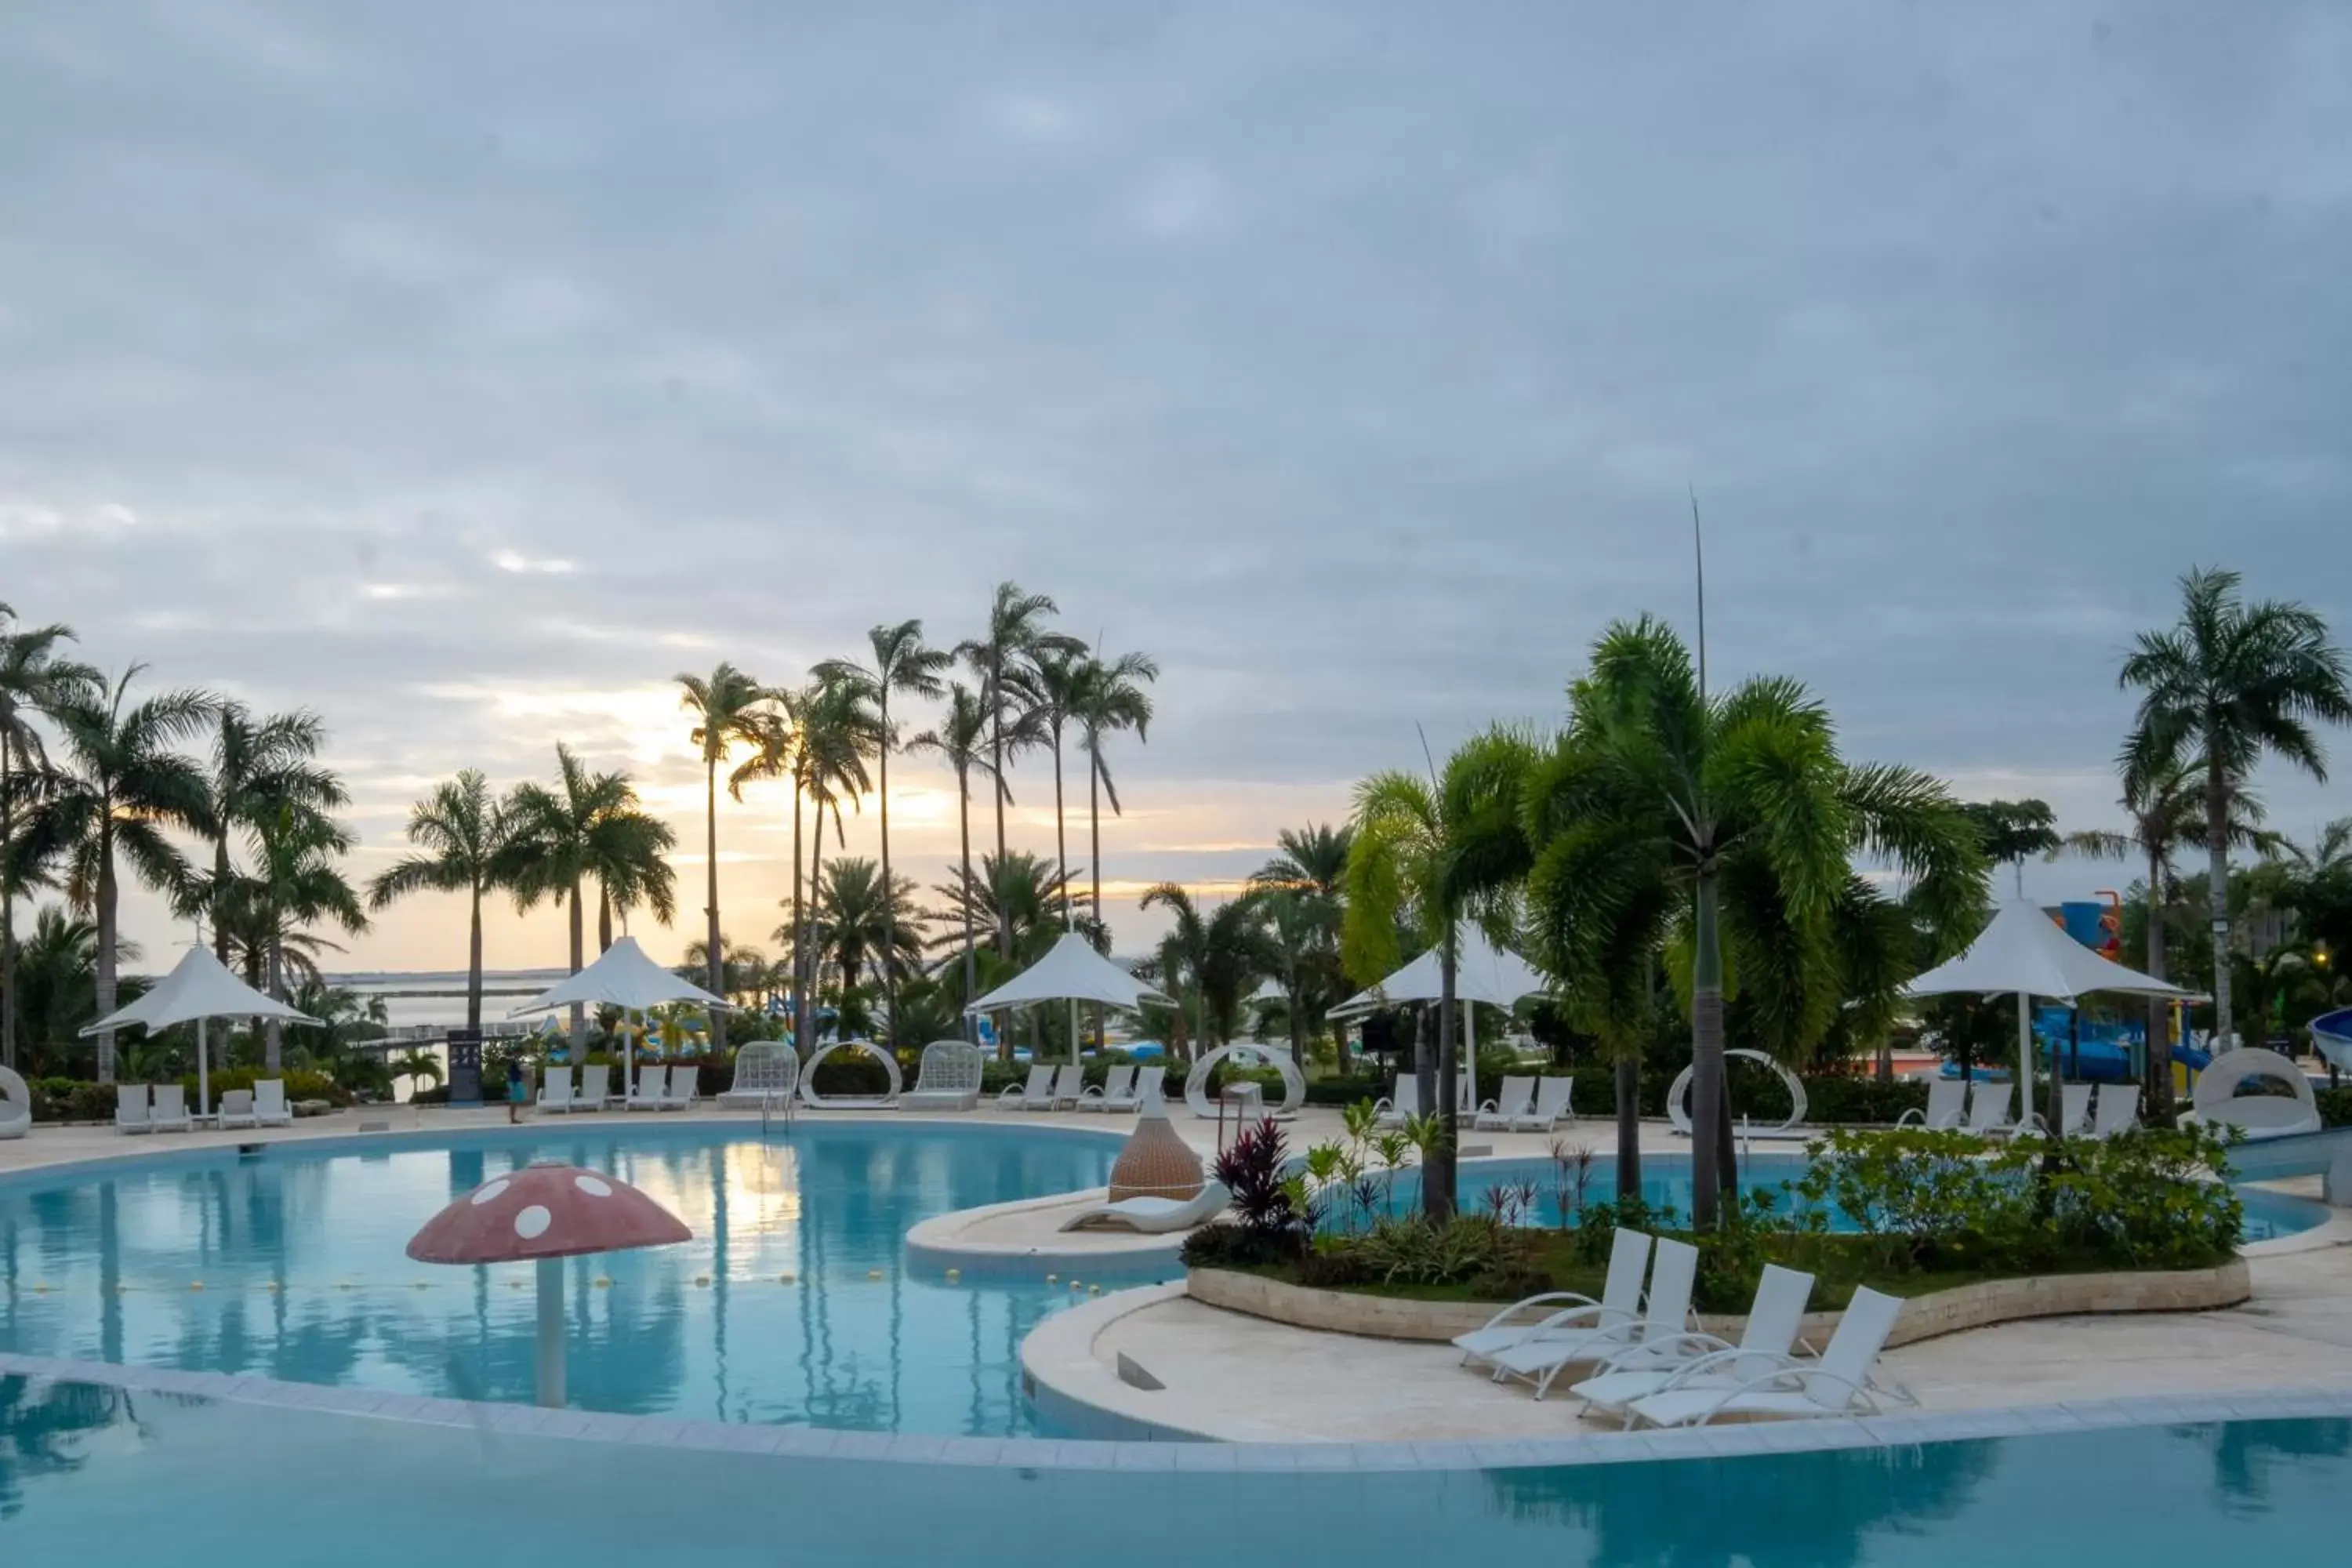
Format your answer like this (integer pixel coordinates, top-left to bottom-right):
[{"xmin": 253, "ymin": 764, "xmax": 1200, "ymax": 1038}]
[
  {"xmin": 1454, "ymin": 1227, "xmax": 1650, "ymax": 1371},
  {"xmin": 1570, "ymin": 1263, "xmax": 1817, "ymax": 1420},
  {"xmin": 151, "ymin": 1083, "xmax": 193, "ymax": 1132},
  {"xmin": 576, "ymin": 1062, "xmax": 612, "ymax": 1110},
  {"xmin": 663, "ymin": 1063, "xmax": 699, "ymax": 1110},
  {"xmin": 1493, "ymin": 1237, "xmax": 1702, "ymax": 1399},
  {"xmin": 902, "ymin": 1040, "xmax": 985, "ymax": 1111},
  {"xmin": 626, "ymin": 1065, "xmax": 667, "ymax": 1111},
  {"xmin": 1124, "ymin": 1064, "xmax": 1165, "ymax": 1111},
  {"xmin": 1048, "ymin": 1063, "xmax": 1086, "ymax": 1109},
  {"xmin": 1079, "ymin": 1065, "xmax": 1136, "ymax": 1112},
  {"xmin": 1895, "ymin": 1076, "xmax": 1968, "ymax": 1131},
  {"xmin": 997, "ymin": 1065, "xmax": 1056, "ymax": 1110},
  {"xmin": 254, "ymin": 1079, "xmax": 292, "ymax": 1127},
  {"xmin": 1624, "ymin": 1287, "xmax": 1911, "ymax": 1428},
  {"xmin": 1372, "ymin": 1076, "xmax": 1420, "ymax": 1129},
  {"xmin": 2090, "ymin": 1081, "xmax": 2140, "ymax": 1138},
  {"xmin": 1514, "ymin": 1076, "xmax": 1575, "ymax": 1133},
  {"xmin": 1474, "ymin": 1076, "xmax": 1534, "ymax": 1132},
  {"xmin": 537, "ymin": 1068, "xmax": 576, "ymax": 1115},
  {"xmin": 115, "ymin": 1084, "xmax": 154, "ymax": 1134},
  {"xmin": 217, "ymin": 1089, "xmax": 257, "ymax": 1131},
  {"xmin": 1058, "ymin": 1181, "xmax": 1232, "ymax": 1233},
  {"xmin": 1963, "ymin": 1080, "xmax": 2015, "ymax": 1135}
]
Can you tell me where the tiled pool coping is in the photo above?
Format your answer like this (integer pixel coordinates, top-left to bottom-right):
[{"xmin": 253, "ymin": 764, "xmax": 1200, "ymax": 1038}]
[{"xmin": 8, "ymin": 1347, "xmax": 2350, "ymax": 1473}]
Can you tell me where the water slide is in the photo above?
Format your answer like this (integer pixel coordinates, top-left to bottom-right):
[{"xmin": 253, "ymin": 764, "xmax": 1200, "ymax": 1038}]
[{"xmin": 2312, "ymin": 1008, "xmax": 2352, "ymax": 1076}]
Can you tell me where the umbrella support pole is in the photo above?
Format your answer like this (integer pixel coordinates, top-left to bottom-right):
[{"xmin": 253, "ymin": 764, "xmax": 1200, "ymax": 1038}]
[{"xmin": 535, "ymin": 1257, "xmax": 565, "ymax": 1409}]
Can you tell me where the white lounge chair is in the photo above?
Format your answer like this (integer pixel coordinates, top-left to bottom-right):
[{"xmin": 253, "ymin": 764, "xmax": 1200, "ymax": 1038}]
[
  {"xmin": 1513, "ymin": 1076, "xmax": 1575, "ymax": 1133},
  {"xmin": 1624, "ymin": 1286, "xmax": 1909, "ymax": 1428},
  {"xmin": 2089, "ymin": 1081, "xmax": 2140, "ymax": 1138},
  {"xmin": 998, "ymin": 1065, "xmax": 1056, "ymax": 1111},
  {"xmin": 537, "ymin": 1068, "xmax": 576, "ymax": 1115},
  {"xmin": 902, "ymin": 1040, "xmax": 985, "ymax": 1111},
  {"xmin": 1492, "ymin": 1237, "xmax": 1701, "ymax": 1399},
  {"xmin": 217, "ymin": 1089, "xmax": 257, "ymax": 1131},
  {"xmin": 626, "ymin": 1065, "xmax": 667, "ymax": 1111},
  {"xmin": 254, "ymin": 1079, "xmax": 292, "ymax": 1127},
  {"xmin": 1048, "ymin": 1064, "xmax": 1085, "ymax": 1109},
  {"xmin": 151, "ymin": 1083, "xmax": 193, "ymax": 1132},
  {"xmin": 663, "ymin": 1064, "xmax": 699, "ymax": 1110},
  {"xmin": 0, "ymin": 1065, "xmax": 28, "ymax": 1142},
  {"xmin": 1058, "ymin": 1181, "xmax": 1233, "ymax": 1233},
  {"xmin": 1570, "ymin": 1263, "xmax": 1817, "ymax": 1420},
  {"xmin": 1963, "ymin": 1080, "xmax": 2014, "ymax": 1135},
  {"xmin": 715, "ymin": 1044, "xmax": 796, "ymax": 1109},
  {"xmin": 578, "ymin": 1062, "xmax": 612, "ymax": 1110},
  {"xmin": 1080, "ymin": 1065, "xmax": 1136, "ymax": 1112},
  {"xmin": 1116, "ymin": 1064, "xmax": 1164, "ymax": 1112},
  {"xmin": 2018, "ymin": 1081, "xmax": 2094, "ymax": 1139},
  {"xmin": 1895, "ymin": 1076, "xmax": 1968, "ymax": 1131},
  {"xmin": 1454, "ymin": 1226, "xmax": 1650, "ymax": 1371},
  {"xmin": 1373, "ymin": 1077, "xmax": 1421, "ymax": 1129},
  {"xmin": 115, "ymin": 1084, "xmax": 153, "ymax": 1134},
  {"xmin": 1475, "ymin": 1076, "xmax": 1534, "ymax": 1132}
]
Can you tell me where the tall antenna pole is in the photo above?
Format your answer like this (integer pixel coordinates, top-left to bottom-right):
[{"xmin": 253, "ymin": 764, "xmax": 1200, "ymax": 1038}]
[{"xmin": 1690, "ymin": 485, "xmax": 1708, "ymax": 701}]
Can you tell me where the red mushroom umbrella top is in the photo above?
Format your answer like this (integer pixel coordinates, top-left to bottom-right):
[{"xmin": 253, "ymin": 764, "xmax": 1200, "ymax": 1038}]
[{"xmin": 405, "ymin": 1160, "xmax": 691, "ymax": 1265}]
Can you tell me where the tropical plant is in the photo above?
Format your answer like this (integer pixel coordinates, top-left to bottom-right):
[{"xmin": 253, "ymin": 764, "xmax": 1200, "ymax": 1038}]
[
  {"xmin": 815, "ymin": 620, "xmax": 951, "ymax": 1038},
  {"xmin": 784, "ymin": 673, "xmax": 878, "ymax": 1053},
  {"xmin": 191, "ymin": 705, "xmax": 346, "ymax": 967},
  {"xmin": 5, "ymin": 906, "xmax": 133, "ymax": 1076},
  {"xmin": 803, "ymin": 856, "xmax": 927, "ymax": 1017},
  {"xmin": 502, "ymin": 745, "xmax": 670, "ymax": 1060},
  {"xmin": 1071, "ymin": 649, "xmax": 1157, "ymax": 1046},
  {"xmin": 1519, "ymin": 617, "xmax": 1985, "ymax": 1228},
  {"xmin": 43, "ymin": 666, "xmax": 216, "ymax": 1080},
  {"xmin": 1250, "ymin": 822, "xmax": 1354, "ymax": 1062},
  {"xmin": 957, "ymin": 583, "xmax": 1084, "ymax": 967},
  {"xmin": 677, "ymin": 662, "xmax": 771, "ymax": 1058},
  {"xmin": 365, "ymin": 771, "xmax": 519, "ymax": 1030},
  {"xmin": 0, "ymin": 608, "xmax": 99, "ymax": 1068},
  {"xmin": 215, "ymin": 800, "xmax": 367, "ymax": 1069},
  {"xmin": 681, "ymin": 936, "xmax": 768, "ymax": 1004},
  {"xmin": 906, "ymin": 682, "xmax": 996, "ymax": 1039},
  {"xmin": 1343, "ymin": 726, "xmax": 1543, "ymax": 1221},
  {"xmin": 392, "ymin": 1047, "xmax": 444, "ymax": 1091},
  {"xmin": 1139, "ymin": 883, "xmax": 1271, "ymax": 1053},
  {"xmin": 2056, "ymin": 741, "xmax": 2273, "ymax": 1116},
  {"xmin": 2122, "ymin": 567, "xmax": 2352, "ymax": 1050}
]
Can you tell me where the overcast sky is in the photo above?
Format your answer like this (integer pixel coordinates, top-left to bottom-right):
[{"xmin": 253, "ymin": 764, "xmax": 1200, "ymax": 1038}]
[{"xmin": 4, "ymin": 2, "xmax": 2347, "ymax": 975}]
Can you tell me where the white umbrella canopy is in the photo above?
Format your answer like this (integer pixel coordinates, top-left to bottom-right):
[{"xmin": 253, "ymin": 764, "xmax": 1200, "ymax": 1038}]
[
  {"xmin": 964, "ymin": 931, "xmax": 1175, "ymax": 1014},
  {"xmin": 1904, "ymin": 898, "xmax": 2190, "ymax": 1123},
  {"xmin": 1328, "ymin": 925, "xmax": 1549, "ymax": 1020},
  {"xmin": 82, "ymin": 943, "xmax": 325, "ymax": 1036},
  {"xmin": 507, "ymin": 936, "xmax": 731, "ymax": 1017}
]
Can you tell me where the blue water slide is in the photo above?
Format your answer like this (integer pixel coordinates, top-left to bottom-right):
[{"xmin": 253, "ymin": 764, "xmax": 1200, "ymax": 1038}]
[{"xmin": 2312, "ymin": 1007, "xmax": 2352, "ymax": 1074}]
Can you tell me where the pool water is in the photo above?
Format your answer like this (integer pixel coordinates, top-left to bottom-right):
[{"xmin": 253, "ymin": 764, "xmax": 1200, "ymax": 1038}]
[
  {"xmin": 1, "ymin": 1374, "xmax": 2347, "ymax": 1565},
  {"xmin": 0, "ymin": 1123, "xmax": 1138, "ymax": 1437}
]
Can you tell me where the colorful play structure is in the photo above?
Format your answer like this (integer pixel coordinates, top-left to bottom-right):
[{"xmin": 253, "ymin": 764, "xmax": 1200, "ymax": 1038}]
[{"xmin": 2016, "ymin": 895, "xmax": 2213, "ymax": 1090}]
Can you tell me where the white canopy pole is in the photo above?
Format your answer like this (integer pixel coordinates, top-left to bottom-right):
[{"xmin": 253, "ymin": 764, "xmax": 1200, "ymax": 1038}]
[
  {"xmin": 2016, "ymin": 991, "xmax": 2033, "ymax": 1126},
  {"xmin": 198, "ymin": 1018, "xmax": 209, "ymax": 1120}
]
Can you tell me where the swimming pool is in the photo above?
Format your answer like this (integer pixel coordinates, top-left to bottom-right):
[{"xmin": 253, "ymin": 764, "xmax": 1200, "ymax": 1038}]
[
  {"xmin": 1, "ymin": 1370, "xmax": 2347, "ymax": 1565},
  {"xmin": 0, "ymin": 1122, "xmax": 1146, "ymax": 1437}
]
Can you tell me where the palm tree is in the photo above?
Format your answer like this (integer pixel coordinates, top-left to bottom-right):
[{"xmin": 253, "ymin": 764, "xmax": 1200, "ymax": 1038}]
[
  {"xmin": 1140, "ymin": 884, "xmax": 1270, "ymax": 1053},
  {"xmin": 786, "ymin": 675, "xmax": 878, "ymax": 1054},
  {"xmin": 1250, "ymin": 822, "xmax": 1354, "ymax": 1065},
  {"xmin": 816, "ymin": 621, "xmax": 951, "ymax": 1040},
  {"xmin": 1519, "ymin": 618, "xmax": 1984, "ymax": 1227},
  {"xmin": 220, "ymin": 800, "xmax": 366, "ymax": 1069},
  {"xmin": 192, "ymin": 706, "xmax": 346, "ymax": 966},
  {"xmin": 1072, "ymin": 649, "xmax": 1156, "ymax": 1047},
  {"xmin": 7, "ymin": 906, "xmax": 129, "ymax": 1076},
  {"xmin": 366, "ymin": 771, "xmax": 518, "ymax": 1030},
  {"xmin": 677, "ymin": 662, "xmax": 771, "ymax": 1059},
  {"xmin": 906, "ymin": 683, "xmax": 996, "ymax": 1043},
  {"xmin": 2122, "ymin": 567, "xmax": 2352, "ymax": 1051},
  {"xmin": 392, "ymin": 1047, "xmax": 444, "ymax": 1093},
  {"xmin": 804, "ymin": 856, "xmax": 927, "ymax": 1013},
  {"xmin": 0, "ymin": 608, "xmax": 98, "ymax": 1067},
  {"xmin": 2056, "ymin": 740, "xmax": 2272, "ymax": 1117},
  {"xmin": 1253, "ymin": 823, "xmax": 1352, "ymax": 901},
  {"xmin": 45, "ymin": 667, "xmax": 215, "ymax": 1081},
  {"xmin": 957, "ymin": 583, "xmax": 1084, "ymax": 967},
  {"xmin": 1343, "ymin": 727, "xmax": 1542, "ymax": 1220},
  {"xmin": 503, "ymin": 745, "xmax": 669, "ymax": 1062}
]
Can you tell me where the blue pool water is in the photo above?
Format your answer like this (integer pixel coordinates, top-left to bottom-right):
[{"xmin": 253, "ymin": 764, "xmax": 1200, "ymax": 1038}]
[
  {"xmin": 0, "ymin": 1123, "xmax": 1138, "ymax": 1436},
  {"xmin": 1, "ymin": 1374, "xmax": 2347, "ymax": 1565},
  {"xmin": 1372, "ymin": 1152, "xmax": 2332, "ymax": 1240}
]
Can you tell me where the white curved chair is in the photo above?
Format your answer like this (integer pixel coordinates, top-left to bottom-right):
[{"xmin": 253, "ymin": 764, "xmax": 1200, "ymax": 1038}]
[
  {"xmin": 904, "ymin": 1040, "xmax": 985, "ymax": 1111},
  {"xmin": 1184, "ymin": 1043, "xmax": 1305, "ymax": 1120},
  {"xmin": 1668, "ymin": 1049, "xmax": 1809, "ymax": 1140},
  {"xmin": 798, "ymin": 1039, "xmax": 902, "ymax": 1109},
  {"xmin": 0, "ymin": 1065, "xmax": 31, "ymax": 1141},
  {"xmin": 1058, "ymin": 1180, "xmax": 1232, "ymax": 1234},
  {"xmin": 717, "ymin": 1040, "xmax": 800, "ymax": 1109},
  {"xmin": 2183, "ymin": 1047, "xmax": 2322, "ymax": 1140}
]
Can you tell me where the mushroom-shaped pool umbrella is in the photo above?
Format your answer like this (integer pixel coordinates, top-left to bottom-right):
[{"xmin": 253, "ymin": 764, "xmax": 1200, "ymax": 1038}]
[{"xmin": 406, "ymin": 1160, "xmax": 690, "ymax": 1408}]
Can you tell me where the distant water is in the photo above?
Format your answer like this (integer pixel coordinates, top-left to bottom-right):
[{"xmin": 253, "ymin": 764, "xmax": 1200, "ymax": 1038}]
[{"xmin": 324, "ymin": 969, "xmax": 571, "ymax": 1033}]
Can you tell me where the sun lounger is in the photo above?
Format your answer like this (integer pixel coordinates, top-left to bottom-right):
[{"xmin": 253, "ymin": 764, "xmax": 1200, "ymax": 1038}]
[
  {"xmin": 902, "ymin": 1040, "xmax": 985, "ymax": 1111},
  {"xmin": 1047, "ymin": 1064, "xmax": 1086, "ymax": 1109},
  {"xmin": 626, "ymin": 1065, "xmax": 667, "ymax": 1111},
  {"xmin": 1474, "ymin": 1076, "xmax": 1534, "ymax": 1132},
  {"xmin": 578, "ymin": 1062, "xmax": 612, "ymax": 1110},
  {"xmin": 1373, "ymin": 1077, "xmax": 1420, "ymax": 1129},
  {"xmin": 1514, "ymin": 1076, "xmax": 1575, "ymax": 1133},
  {"xmin": 217, "ymin": 1089, "xmax": 257, "ymax": 1131},
  {"xmin": 2089, "ymin": 1081, "xmax": 2140, "ymax": 1138},
  {"xmin": 254, "ymin": 1079, "xmax": 292, "ymax": 1127},
  {"xmin": 151, "ymin": 1083, "xmax": 193, "ymax": 1132},
  {"xmin": 1569, "ymin": 1263, "xmax": 1817, "ymax": 1420},
  {"xmin": 2015, "ymin": 1081, "xmax": 2093, "ymax": 1139},
  {"xmin": 115, "ymin": 1084, "xmax": 153, "ymax": 1134},
  {"xmin": 1058, "ymin": 1181, "xmax": 1232, "ymax": 1233},
  {"xmin": 1896, "ymin": 1076, "xmax": 1967, "ymax": 1131},
  {"xmin": 1119, "ymin": 1064, "xmax": 1164, "ymax": 1112},
  {"xmin": 1624, "ymin": 1286, "xmax": 1910, "ymax": 1428},
  {"xmin": 538, "ymin": 1069, "xmax": 576, "ymax": 1114},
  {"xmin": 1454, "ymin": 1226, "xmax": 1650, "ymax": 1371},
  {"xmin": 1491, "ymin": 1237, "xmax": 1701, "ymax": 1399},
  {"xmin": 662, "ymin": 1064, "xmax": 699, "ymax": 1110},
  {"xmin": 998, "ymin": 1065, "xmax": 1056, "ymax": 1111},
  {"xmin": 1964, "ymin": 1080, "xmax": 2014, "ymax": 1135},
  {"xmin": 1080, "ymin": 1065, "xmax": 1135, "ymax": 1112}
]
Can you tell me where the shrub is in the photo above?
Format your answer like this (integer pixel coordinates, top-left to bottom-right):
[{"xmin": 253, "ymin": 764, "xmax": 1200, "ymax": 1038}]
[
  {"xmin": 182, "ymin": 1069, "xmax": 350, "ymax": 1109},
  {"xmin": 2319, "ymin": 1085, "xmax": 2352, "ymax": 1129}
]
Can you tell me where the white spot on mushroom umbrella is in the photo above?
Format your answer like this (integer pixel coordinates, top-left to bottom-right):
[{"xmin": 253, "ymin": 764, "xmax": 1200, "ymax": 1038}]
[
  {"xmin": 514, "ymin": 1205, "xmax": 552, "ymax": 1240},
  {"xmin": 470, "ymin": 1178, "xmax": 510, "ymax": 1207},
  {"xmin": 574, "ymin": 1174, "xmax": 612, "ymax": 1198}
]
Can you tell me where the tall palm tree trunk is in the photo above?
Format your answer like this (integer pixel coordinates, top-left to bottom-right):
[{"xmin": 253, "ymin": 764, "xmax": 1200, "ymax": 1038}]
[
  {"xmin": 94, "ymin": 831, "xmax": 119, "ymax": 1083},
  {"xmin": 703, "ymin": 759, "xmax": 727, "ymax": 1058},
  {"xmin": 1614, "ymin": 1054, "xmax": 1642, "ymax": 1203},
  {"xmin": 1051, "ymin": 734, "xmax": 1069, "ymax": 923},
  {"xmin": 1690, "ymin": 868, "xmax": 1726, "ymax": 1229},
  {"xmin": 598, "ymin": 887, "xmax": 613, "ymax": 953},
  {"xmin": 264, "ymin": 939, "xmax": 285, "ymax": 1070},
  {"xmin": 956, "ymin": 765, "xmax": 981, "ymax": 1051},
  {"xmin": 567, "ymin": 880, "xmax": 586, "ymax": 1065},
  {"xmin": 877, "ymin": 699, "xmax": 898, "ymax": 1047},
  {"xmin": 1089, "ymin": 739, "xmax": 1105, "ymax": 1051},
  {"xmin": 1425, "ymin": 944, "xmax": 1460, "ymax": 1221},
  {"xmin": 2144, "ymin": 845, "xmax": 2172, "ymax": 1117},
  {"xmin": 805, "ymin": 803, "xmax": 828, "ymax": 1044},
  {"xmin": 212, "ymin": 837, "xmax": 232, "ymax": 966},
  {"xmin": 466, "ymin": 879, "xmax": 485, "ymax": 1032},
  {"xmin": 1, "ymin": 728, "xmax": 15, "ymax": 1069},
  {"xmin": 789, "ymin": 777, "xmax": 806, "ymax": 1057},
  {"xmin": 989, "ymin": 655, "xmax": 1009, "ymax": 963},
  {"xmin": 2206, "ymin": 757, "xmax": 2233, "ymax": 1052}
]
